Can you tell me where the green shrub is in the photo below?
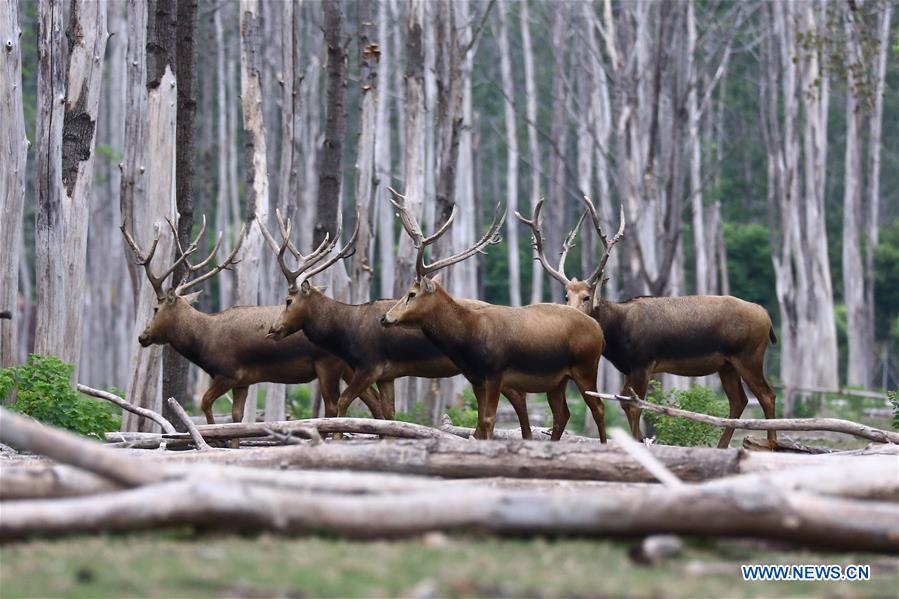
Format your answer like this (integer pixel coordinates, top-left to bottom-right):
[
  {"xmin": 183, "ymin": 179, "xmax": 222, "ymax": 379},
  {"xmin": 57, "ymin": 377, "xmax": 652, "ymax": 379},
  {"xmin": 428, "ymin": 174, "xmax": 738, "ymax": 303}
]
[
  {"xmin": 447, "ymin": 387, "xmax": 479, "ymax": 428},
  {"xmin": 643, "ymin": 382, "xmax": 728, "ymax": 447},
  {"xmin": 287, "ymin": 385, "xmax": 313, "ymax": 420},
  {"xmin": 395, "ymin": 401, "xmax": 431, "ymax": 426},
  {"xmin": 0, "ymin": 355, "xmax": 121, "ymax": 438},
  {"xmin": 889, "ymin": 390, "xmax": 898, "ymax": 431}
]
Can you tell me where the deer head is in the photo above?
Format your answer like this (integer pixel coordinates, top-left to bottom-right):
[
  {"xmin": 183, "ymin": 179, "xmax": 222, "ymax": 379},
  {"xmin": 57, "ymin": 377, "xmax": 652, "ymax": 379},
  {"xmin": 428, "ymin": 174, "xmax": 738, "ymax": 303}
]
[
  {"xmin": 381, "ymin": 187, "xmax": 505, "ymax": 326},
  {"xmin": 515, "ymin": 196, "xmax": 624, "ymax": 313},
  {"xmin": 121, "ymin": 216, "xmax": 246, "ymax": 346},
  {"xmin": 260, "ymin": 209, "xmax": 358, "ymax": 341}
]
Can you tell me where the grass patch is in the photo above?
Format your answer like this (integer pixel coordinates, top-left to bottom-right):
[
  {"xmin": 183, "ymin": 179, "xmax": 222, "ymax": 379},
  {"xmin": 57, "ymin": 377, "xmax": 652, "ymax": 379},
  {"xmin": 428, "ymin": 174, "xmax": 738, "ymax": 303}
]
[{"xmin": 1, "ymin": 533, "xmax": 895, "ymax": 598}]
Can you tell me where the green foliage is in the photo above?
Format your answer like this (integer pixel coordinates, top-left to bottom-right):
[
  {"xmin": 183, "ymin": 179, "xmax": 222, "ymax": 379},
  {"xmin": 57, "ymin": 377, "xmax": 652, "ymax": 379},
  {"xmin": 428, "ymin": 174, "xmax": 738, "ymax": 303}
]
[
  {"xmin": 643, "ymin": 382, "xmax": 728, "ymax": 447},
  {"xmin": 446, "ymin": 387, "xmax": 479, "ymax": 428},
  {"xmin": 875, "ymin": 221, "xmax": 899, "ymax": 340},
  {"xmin": 287, "ymin": 385, "xmax": 313, "ymax": 420},
  {"xmin": 723, "ymin": 223, "xmax": 778, "ymax": 320},
  {"xmin": 0, "ymin": 355, "xmax": 120, "ymax": 438},
  {"xmin": 395, "ymin": 401, "xmax": 430, "ymax": 426},
  {"xmin": 888, "ymin": 390, "xmax": 898, "ymax": 431}
]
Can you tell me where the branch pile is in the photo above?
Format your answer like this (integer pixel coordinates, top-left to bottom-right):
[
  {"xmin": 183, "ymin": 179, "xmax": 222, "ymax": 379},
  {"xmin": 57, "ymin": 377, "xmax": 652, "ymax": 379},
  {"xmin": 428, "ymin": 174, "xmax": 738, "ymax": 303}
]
[{"xmin": 1, "ymin": 408, "xmax": 897, "ymax": 552}]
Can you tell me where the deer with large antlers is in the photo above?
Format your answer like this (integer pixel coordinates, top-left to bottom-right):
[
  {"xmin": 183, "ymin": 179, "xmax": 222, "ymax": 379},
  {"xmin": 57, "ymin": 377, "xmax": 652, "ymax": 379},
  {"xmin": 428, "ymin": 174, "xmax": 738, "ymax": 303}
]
[
  {"xmin": 517, "ymin": 196, "xmax": 778, "ymax": 448},
  {"xmin": 121, "ymin": 217, "xmax": 382, "ymax": 426},
  {"xmin": 381, "ymin": 190, "xmax": 607, "ymax": 441},
  {"xmin": 261, "ymin": 210, "xmax": 536, "ymax": 436}
]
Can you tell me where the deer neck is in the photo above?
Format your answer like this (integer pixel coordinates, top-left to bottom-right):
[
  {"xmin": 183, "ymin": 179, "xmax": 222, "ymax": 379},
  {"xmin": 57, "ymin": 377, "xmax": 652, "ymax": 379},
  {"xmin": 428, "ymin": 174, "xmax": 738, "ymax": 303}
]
[
  {"xmin": 592, "ymin": 298, "xmax": 624, "ymax": 335},
  {"xmin": 165, "ymin": 305, "xmax": 213, "ymax": 368},
  {"xmin": 418, "ymin": 289, "xmax": 474, "ymax": 354},
  {"xmin": 299, "ymin": 292, "xmax": 356, "ymax": 351}
]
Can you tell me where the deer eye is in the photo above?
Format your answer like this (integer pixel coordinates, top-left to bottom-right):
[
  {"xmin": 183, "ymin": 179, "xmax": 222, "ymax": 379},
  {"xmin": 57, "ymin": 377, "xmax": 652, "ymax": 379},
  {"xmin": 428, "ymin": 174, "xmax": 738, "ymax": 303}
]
[
  {"xmin": 582, "ymin": 295, "xmax": 589, "ymax": 301},
  {"xmin": 285, "ymin": 298, "xmax": 293, "ymax": 307},
  {"xmin": 407, "ymin": 291, "xmax": 416, "ymax": 302},
  {"xmin": 153, "ymin": 307, "xmax": 159, "ymax": 314}
]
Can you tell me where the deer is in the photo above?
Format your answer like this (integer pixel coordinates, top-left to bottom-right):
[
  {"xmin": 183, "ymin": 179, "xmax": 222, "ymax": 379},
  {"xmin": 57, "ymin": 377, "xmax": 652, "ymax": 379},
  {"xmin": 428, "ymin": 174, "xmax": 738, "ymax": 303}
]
[
  {"xmin": 516, "ymin": 195, "xmax": 778, "ymax": 448},
  {"xmin": 259, "ymin": 210, "xmax": 537, "ymax": 437},
  {"xmin": 120, "ymin": 217, "xmax": 383, "ymax": 427},
  {"xmin": 381, "ymin": 190, "xmax": 608, "ymax": 442}
]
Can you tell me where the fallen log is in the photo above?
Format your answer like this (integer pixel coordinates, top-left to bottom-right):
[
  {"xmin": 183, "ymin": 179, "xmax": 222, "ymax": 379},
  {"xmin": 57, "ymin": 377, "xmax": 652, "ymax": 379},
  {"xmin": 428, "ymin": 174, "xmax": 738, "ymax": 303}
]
[
  {"xmin": 77, "ymin": 384, "xmax": 177, "ymax": 435},
  {"xmin": 166, "ymin": 398, "xmax": 212, "ymax": 451},
  {"xmin": 438, "ymin": 416, "xmax": 601, "ymax": 443},
  {"xmin": 185, "ymin": 418, "xmax": 463, "ymax": 443},
  {"xmin": 590, "ymin": 391, "xmax": 899, "ymax": 444},
  {"xmin": 2, "ymin": 476, "xmax": 896, "ymax": 552}
]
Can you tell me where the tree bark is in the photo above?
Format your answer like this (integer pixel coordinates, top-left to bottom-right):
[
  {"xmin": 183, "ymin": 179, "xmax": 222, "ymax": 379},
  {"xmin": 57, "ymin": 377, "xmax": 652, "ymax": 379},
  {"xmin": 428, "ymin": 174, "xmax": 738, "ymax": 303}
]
[
  {"xmin": 162, "ymin": 0, "xmax": 199, "ymax": 420},
  {"xmin": 236, "ymin": 0, "xmax": 271, "ymax": 423},
  {"xmin": 34, "ymin": 0, "xmax": 108, "ymax": 371},
  {"xmin": 314, "ymin": 0, "xmax": 348, "ymax": 249},
  {"xmin": 520, "ymin": 0, "xmax": 542, "ymax": 304},
  {"xmin": 122, "ymin": 0, "xmax": 177, "ymax": 432},
  {"xmin": 351, "ymin": 0, "xmax": 379, "ymax": 303},
  {"xmin": 496, "ymin": 0, "xmax": 520, "ymax": 306},
  {"xmin": 394, "ymin": 0, "xmax": 426, "ymax": 297},
  {"xmin": 375, "ymin": 0, "xmax": 394, "ymax": 300},
  {"xmin": 0, "ymin": 0, "xmax": 29, "ymax": 369}
]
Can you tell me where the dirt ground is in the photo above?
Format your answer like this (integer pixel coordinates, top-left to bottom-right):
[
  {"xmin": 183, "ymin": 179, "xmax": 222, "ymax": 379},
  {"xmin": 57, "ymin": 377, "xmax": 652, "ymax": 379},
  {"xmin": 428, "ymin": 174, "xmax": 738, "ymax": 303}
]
[{"xmin": 1, "ymin": 533, "xmax": 896, "ymax": 598}]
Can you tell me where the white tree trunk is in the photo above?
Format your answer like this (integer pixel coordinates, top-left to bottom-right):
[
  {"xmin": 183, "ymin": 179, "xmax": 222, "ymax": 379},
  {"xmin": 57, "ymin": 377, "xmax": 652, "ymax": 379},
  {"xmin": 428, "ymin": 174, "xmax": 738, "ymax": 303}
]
[
  {"xmin": 394, "ymin": 0, "xmax": 426, "ymax": 298},
  {"xmin": 351, "ymin": 0, "xmax": 379, "ymax": 304},
  {"xmin": 0, "ymin": 0, "xmax": 29, "ymax": 369},
  {"xmin": 520, "ymin": 0, "xmax": 542, "ymax": 304},
  {"xmin": 34, "ymin": 0, "xmax": 108, "ymax": 372},
  {"xmin": 237, "ymin": 0, "xmax": 272, "ymax": 423},
  {"xmin": 686, "ymin": 0, "xmax": 708, "ymax": 296},
  {"xmin": 122, "ymin": 0, "xmax": 176, "ymax": 431},
  {"xmin": 497, "ymin": 0, "xmax": 520, "ymax": 306},
  {"xmin": 375, "ymin": 0, "xmax": 394, "ymax": 300}
]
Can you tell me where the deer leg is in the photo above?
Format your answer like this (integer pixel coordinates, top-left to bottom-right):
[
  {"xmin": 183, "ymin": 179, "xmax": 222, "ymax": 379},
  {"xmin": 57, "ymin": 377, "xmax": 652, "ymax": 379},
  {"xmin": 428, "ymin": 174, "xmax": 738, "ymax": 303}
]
[
  {"xmin": 229, "ymin": 386, "xmax": 250, "ymax": 449},
  {"xmin": 200, "ymin": 377, "xmax": 235, "ymax": 425},
  {"xmin": 502, "ymin": 388, "xmax": 531, "ymax": 439},
  {"xmin": 546, "ymin": 383, "xmax": 570, "ymax": 441},
  {"xmin": 733, "ymin": 357, "xmax": 778, "ymax": 449},
  {"xmin": 335, "ymin": 367, "xmax": 383, "ymax": 419},
  {"xmin": 378, "ymin": 379, "xmax": 396, "ymax": 421},
  {"xmin": 717, "ymin": 364, "xmax": 749, "ymax": 449},
  {"xmin": 336, "ymin": 371, "xmax": 379, "ymax": 418},
  {"xmin": 317, "ymin": 365, "xmax": 342, "ymax": 418},
  {"xmin": 477, "ymin": 379, "xmax": 503, "ymax": 440},
  {"xmin": 573, "ymin": 378, "xmax": 607, "ymax": 444},
  {"xmin": 471, "ymin": 382, "xmax": 489, "ymax": 440},
  {"xmin": 621, "ymin": 371, "xmax": 648, "ymax": 441}
]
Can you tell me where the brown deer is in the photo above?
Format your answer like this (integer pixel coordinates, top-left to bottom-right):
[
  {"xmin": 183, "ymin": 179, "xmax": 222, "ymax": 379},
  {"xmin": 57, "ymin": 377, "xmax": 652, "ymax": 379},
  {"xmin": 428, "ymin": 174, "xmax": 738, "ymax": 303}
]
[
  {"xmin": 516, "ymin": 196, "xmax": 778, "ymax": 448},
  {"xmin": 260, "ymin": 211, "xmax": 536, "ymax": 436},
  {"xmin": 121, "ymin": 217, "xmax": 382, "ymax": 425},
  {"xmin": 381, "ymin": 191, "xmax": 607, "ymax": 442}
]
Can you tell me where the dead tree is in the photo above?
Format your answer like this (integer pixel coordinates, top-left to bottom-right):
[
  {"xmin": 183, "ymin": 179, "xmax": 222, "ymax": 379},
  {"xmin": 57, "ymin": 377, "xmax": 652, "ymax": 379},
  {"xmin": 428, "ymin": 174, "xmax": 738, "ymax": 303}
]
[
  {"xmin": 34, "ymin": 0, "xmax": 108, "ymax": 370},
  {"xmin": 0, "ymin": 1, "xmax": 28, "ymax": 368}
]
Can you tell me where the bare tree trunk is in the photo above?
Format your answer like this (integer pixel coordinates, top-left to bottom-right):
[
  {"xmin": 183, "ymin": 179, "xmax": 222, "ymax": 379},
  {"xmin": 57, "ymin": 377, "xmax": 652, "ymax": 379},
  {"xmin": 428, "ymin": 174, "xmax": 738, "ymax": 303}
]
[
  {"xmin": 299, "ymin": 1, "xmax": 320, "ymax": 255},
  {"xmin": 162, "ymin": 0, "xmax": 198, "ymax": 418},
  {"xmin": 686, "ymin": 0, "xmax": 707, "ymax": 296},
  {"xmin": 375, "ymin": 0, "xmax": 394, "ymax": 300},
  {"xmin": 122, "ymin": 0, "xmax": 177, "ymax": 432},
  {"xmin": 351, "ymin": 0, "xmax": 379, "ymax": 303},
  {"xmin": 496, "ymin": 0, "xmax": 520, "ymax": 307},
  {"xmin": 394, "ymin": 0, "xmax": 426, "ymax": 298},
  {"xmin": 0, "ymin": 0, "xmax": 29, "ymax": 369},
  {"xmin": 520, "ymin": 0, "xmax": 542, "ymax": 304},
  {"xmin": 315, "ymin": 0, "xmax": 347, "ymax": 250},
  {"xmin": 545, "ymin": 5, "xmax": 569, "ymax": 304},
  {"xmin": 34, "ymin": 0, "xmax": 108, "ymax": 371},
  {"xmin": 843, "ymin": 2, "xmax": 891, "ymax": 388},
  {"xmin": 213, "ymin": 7, "xmax": 233, "ymax": 309},
  {"xmin": 236, "ymin": 0, "xmax": 271, "ymax": 423}
]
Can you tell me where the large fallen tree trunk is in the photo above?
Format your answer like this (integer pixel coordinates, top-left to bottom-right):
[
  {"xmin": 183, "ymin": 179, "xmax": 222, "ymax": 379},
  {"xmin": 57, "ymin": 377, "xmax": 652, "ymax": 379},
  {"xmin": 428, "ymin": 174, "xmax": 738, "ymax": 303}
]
[
  {"xmin": 2, "ymin": 475, "xmax": 897, "ymax": 552},
  {"xmin": 591, "ymin": 392, "xmax": 899, "ymax": 444}
]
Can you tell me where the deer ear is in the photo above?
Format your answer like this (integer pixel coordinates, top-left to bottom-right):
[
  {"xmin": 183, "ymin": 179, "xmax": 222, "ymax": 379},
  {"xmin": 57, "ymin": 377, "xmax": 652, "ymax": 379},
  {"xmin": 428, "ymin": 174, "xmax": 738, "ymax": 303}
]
[
  {"xmin": 315, "ymin": 285, "xmax": 328, "ymax": 294},
  {"xmin": 431, "ymin": 273, "xmax": 442, "ymax": 286},
  {"xmin": 165, "ymin": 290, "xmax": 178, "ymax": 304},
  {"xmin": 422, "ymin": 277, "xmax": 437, "ymax": 294},
  {"xmin": 181, "ymin": 291, "xmax": 202, "ymax": 305},
  {"xmin": 300, "ymin": 279, "xmax": 312, "ymax": 296}
]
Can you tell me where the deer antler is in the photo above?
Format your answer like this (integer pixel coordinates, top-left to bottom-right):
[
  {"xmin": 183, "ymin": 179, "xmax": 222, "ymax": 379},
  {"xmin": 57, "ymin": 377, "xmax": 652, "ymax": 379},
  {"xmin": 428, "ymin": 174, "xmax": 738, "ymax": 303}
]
[
  {"xmin": 120, "ymin": 220, "xmax": 192, "ymax": 300},
  {"xmin": 388, "ymin": 187, "xmax": 505, "ymax": 280},
  {"xmin": 174, "ymin": 221, "xmax": 247, "ymax": 296},
  {"xmin": 581, "ymin": 196, "xmax": 625, "ymax": 288},
  {"xmin": 514, "ymin": 200, "xmax": 581, "ymax": 286},
  {"xmin": 258, "ymin": 209, "xmax": 356, "ymax": 291}
]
